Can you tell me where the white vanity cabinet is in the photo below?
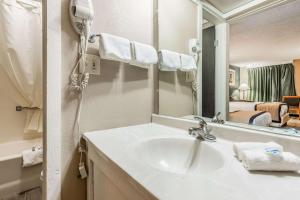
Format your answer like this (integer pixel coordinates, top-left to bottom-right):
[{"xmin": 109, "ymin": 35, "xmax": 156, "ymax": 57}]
[
  {"xmin": 83, "ymin": 122, "xmax": 300, "ymax": 200},
  {"xmin": 86, "ymin": 142, "xmax": 157, "ymax": 200}
]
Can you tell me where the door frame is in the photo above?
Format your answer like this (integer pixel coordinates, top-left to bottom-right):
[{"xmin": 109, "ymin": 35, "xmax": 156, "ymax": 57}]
[{"xmin": 43, "ymin": 0, "xmax": 62, "ymax": 199}]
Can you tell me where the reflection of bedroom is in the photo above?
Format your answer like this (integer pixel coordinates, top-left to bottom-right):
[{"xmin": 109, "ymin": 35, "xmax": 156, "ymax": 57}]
[{"xmin": 228, "ymin": 0, "xmax": 300, "ymax": 129}]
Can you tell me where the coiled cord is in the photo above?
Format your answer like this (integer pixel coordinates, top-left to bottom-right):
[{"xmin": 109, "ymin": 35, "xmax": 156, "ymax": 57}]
[
  {"xmin": 191, "ymin": 70, "xmax": 200, "ymax": 115},
  {"xmin": 69, "ymin": 19, "xmax": 92, "ymax": 179},
  {"xmin": 69, "ymin": 20, "xmax": 90, "ymax": 146},
  {"xmin": 191, "ymin": 53, "xmax": 201, "ymax": 115}
]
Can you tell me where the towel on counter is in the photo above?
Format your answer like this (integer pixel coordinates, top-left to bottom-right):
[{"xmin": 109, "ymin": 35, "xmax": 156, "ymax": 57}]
[
  {"xmin": 241, "ymin": 150, "xmax": 300, "ymax": 172},
  {"xmin": 99, "ymin": 33, "xmax": 131, "ymax": 63},
  {"xmin": 158, "ymin": 50, "xmax": 181, "ymax": 71},
  {"xmin": 22, "ymin": 146, "xmax": 43, "ymax": 167},
  {"xmin": 130, "ymin": 41, "xmax": 158, "ymax": 68},
  {"xmin": 233, "ymin": 142, "xmax": 283, "ymax": 161},
  {"xmin": 179, "ymin": 54, "xmax": 197, "ymax": 71}
]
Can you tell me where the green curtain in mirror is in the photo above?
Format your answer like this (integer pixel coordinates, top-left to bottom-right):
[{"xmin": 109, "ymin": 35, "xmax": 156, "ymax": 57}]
[{"xmin": 248, "ymin": 64, "xmax": 296, "ymax": 102}]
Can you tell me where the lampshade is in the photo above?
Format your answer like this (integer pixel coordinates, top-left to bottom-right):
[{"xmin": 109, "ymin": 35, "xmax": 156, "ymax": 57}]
[{"xmin": 239, "ymin": 83, "xmax": 250, "ymax": 91}]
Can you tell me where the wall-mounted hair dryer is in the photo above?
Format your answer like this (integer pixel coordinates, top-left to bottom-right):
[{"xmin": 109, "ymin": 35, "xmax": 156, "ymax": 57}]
[
  {"xmin": 69, "ymin": 0, "xmax": 95, "ymax": 88},
  {"xmin": 69, "ymin": 0, "xmax": 94, "ymax": 35}
]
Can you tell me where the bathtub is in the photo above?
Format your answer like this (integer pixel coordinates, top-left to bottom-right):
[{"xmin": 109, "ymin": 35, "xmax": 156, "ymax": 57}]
[{"xmin": 0, "ymin": 138, "xmax": 42, "ymax": 197}]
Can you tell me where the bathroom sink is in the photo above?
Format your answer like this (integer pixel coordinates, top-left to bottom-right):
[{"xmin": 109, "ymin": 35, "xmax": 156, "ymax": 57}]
[{"xmin": 133, "ymin": 137, "xmax": 224, "ymax": 175}]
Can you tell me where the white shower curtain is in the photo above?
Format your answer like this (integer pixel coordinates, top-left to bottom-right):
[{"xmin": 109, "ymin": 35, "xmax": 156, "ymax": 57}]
[{"xmin": 0, "ymin": 0, "xmax": 42, "ymax": 134}]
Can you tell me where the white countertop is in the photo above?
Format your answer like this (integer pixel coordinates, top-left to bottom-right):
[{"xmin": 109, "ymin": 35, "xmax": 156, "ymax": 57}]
[{"xmin": 84, "ymin": 123, "xmax": 300, "ymax": 200}]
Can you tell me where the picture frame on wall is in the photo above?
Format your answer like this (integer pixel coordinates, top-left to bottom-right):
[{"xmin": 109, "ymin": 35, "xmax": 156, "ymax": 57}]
[{"xmin": 229, "ymin": 69, "xmax": 236, "ymax": 86}]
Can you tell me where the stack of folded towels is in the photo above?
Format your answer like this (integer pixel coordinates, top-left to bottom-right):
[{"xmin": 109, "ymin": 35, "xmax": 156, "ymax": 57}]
[
  {"xmin": 158, "ymin": 50, "xmax": 197, "ymax": 72},
  {"xmin": 99, "ymin": 33, "xmax": 158, "ymax": 68},
  {"xmin": 22, "ymin": 145, "xmax": 43, "ymax": 168},
  {"xmin": 233, "ymin": 142, "xmax": 300, "ymax": 172}
]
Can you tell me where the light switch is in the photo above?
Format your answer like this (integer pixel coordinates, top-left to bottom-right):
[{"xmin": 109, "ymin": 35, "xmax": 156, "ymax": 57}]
[{"xmin": 86, "ymin": 54, "xmax": 100, "ymax": 75}]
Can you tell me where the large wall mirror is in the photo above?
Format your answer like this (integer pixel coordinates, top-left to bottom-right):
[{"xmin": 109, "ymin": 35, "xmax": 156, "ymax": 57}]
[{"xmin": 157, "ymin": 0, "xmax": 300, "ymax": 137}]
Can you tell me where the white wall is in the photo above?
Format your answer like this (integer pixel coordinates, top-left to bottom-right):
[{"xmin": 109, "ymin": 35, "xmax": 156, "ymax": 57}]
[{"xmin": 61, "ymin": 0, "xmax": 154, "ymax": 199}]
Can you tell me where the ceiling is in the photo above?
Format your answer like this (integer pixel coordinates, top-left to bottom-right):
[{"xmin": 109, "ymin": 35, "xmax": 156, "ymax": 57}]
[
  {"xmin": 205, "ymin": 0, "xmax": 254, "ymax": 13},
  {"xmin": 229, "ymin": 0, "xmax": 300, "ymax": 68}
]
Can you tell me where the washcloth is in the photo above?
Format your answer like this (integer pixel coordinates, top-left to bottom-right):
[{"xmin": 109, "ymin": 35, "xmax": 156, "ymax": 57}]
[
  {"xmin": 99, "ymin": 33, "xmax": 131, "ymax": 63},
  {"xmin": 179, "ymin": 54, "xmax": 197, "ymax": 71},
  {"xmin": 233, "ymin": 142, "xmax": 283, "ymax": 161},
  {"xmin": 242, "ymin": 150, "xmax": 300, "ymax": 172},
  {"xmin": 22, "ymin": 146, "xmax": 43, "ymax": 167},
  {"xmin": 158, "ymin": 50, "xmax": 181, "ymax": 71},
  {"xmin": 130, "ymin": 41, "xmax": 158, "ymax": 68}
]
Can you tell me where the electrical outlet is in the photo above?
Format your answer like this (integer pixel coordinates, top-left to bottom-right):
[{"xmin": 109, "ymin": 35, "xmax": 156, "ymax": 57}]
[
  {"xmin": 86, "ymin": 54, "xmax": 100, "ymax": 75},
  {"xmin": 186, "ymin": 71, "xmax": 194, "ymax": 82}
]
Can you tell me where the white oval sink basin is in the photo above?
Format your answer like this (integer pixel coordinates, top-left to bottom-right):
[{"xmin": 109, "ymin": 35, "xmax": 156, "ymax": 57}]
[{"xmin": 134, "ymin": 137, "xmax": 224, "ymax": 175}]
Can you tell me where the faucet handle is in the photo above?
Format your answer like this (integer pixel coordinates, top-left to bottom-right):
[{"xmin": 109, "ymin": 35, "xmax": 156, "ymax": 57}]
[
  {"xmin": 203, "ymin": 133, "xmax": 216, "ymax": 142},
  {"xmin": 211, "ymin": 112, "xmax": 225, "ymax": 124},
  {"xmin": 193, "ymin": 116, "xmax": 207, "ymax": 127},
  {"xmin": 188, "ymin": 127, "xmax": 199, "ymax": 138}
]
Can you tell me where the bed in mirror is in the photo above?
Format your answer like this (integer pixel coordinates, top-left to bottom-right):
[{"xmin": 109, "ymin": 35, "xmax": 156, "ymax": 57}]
[{"xmin": 156, "ymin": 0, "xmax": 300, "ymax": 137}]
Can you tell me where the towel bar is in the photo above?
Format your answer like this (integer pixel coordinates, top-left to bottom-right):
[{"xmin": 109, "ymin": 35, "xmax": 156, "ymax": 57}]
[
  {"xmin": 16, "ymin": 106, "xmax": 41, "ymax": 112},
  {"xmin": 89, "ymin": 34, "xmax": 100, "ymax": 43}
]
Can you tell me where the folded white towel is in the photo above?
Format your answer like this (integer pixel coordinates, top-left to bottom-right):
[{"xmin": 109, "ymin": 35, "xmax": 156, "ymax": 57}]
[
  {"xmin": 233, "ymin": 142, "xmax": 283, "ymax": 161},
  {"xmin": 99, "ymin": 33, "xmax": 131, "ymax": 63},
  {"xmin": 158, "ymin": 50, "xmax": 181, "ymax": 71},
  {"xmin": 179, "ymin": 54, "xmax": 197, "ymax": 71},
  {"xmin": 130, "ymin": 41, "xmax": 158, "ymax": 68},
  {"xmin": 22, "ymin": 147, "xmax": 43, "ymax": 167},
  {"xmin": 242, "ymin": 150, "xmax": 300, "ymax": 171}
]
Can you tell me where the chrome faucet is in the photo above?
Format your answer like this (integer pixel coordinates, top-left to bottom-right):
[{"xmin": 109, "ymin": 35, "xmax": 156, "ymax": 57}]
[
  {"xmin": 211, "ymin": 112, "xmax": 225, "ymax": 124},
  {"xmin": 189, "ymin": 117, "xmax": 216, "ymax": 142}
]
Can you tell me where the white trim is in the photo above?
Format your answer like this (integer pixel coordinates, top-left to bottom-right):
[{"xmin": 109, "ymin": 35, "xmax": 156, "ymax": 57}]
[
  {"xmin": 201, "ymin": 1, "xmax": 224, "ymax": 21},
  {"xmin": 202, "ymin": 3, "xmax": 225, "ymax": 26},
  {"xmin": 215, "ymin": 23, "xmax": 229, "ymax": 120},
  {"xmin": 43, "ymin": 0, "xmax": 62, "ymax": 199},
  {"xmin": 225, "ymin": 0, "xmax": 296, "ymax": 22},
  {"xmin": 224, "ymin": 0, "xmax": 271, "ymax": 18},
  {"xmin": 197, "ymin": 3, "xmax": 203, "ymax": 116},
  {"xmin": 190, "ymin": 0, "xmax": 201, "ymax": 5},
  {"xmin": 202, "ymin": 0, "xmax": 295, "ymax": 22}
]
